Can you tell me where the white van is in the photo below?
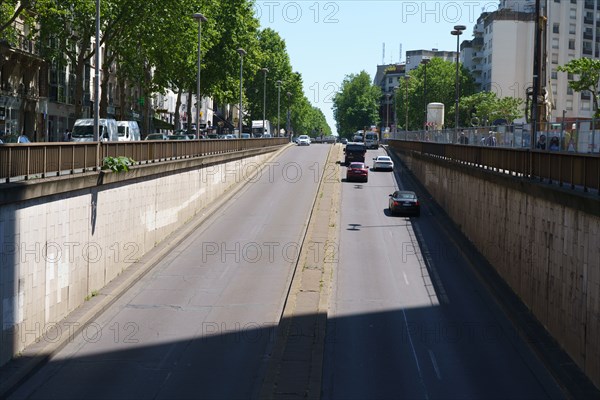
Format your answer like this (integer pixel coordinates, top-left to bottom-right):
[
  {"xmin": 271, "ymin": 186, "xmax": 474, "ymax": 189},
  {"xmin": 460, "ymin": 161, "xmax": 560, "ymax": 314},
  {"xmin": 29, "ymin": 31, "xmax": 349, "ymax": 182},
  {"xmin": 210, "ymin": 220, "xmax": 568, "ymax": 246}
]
[
  {"xmin": 71, "ymin": 118, "xmax": 119, "ymax": 142},
  {"xmin": 117, "ymin": 121, "xmax": 141, "ymax": 141},
  {"xmin": 365, "ymin": 132, "xmax": 379, "ymax": 149}
]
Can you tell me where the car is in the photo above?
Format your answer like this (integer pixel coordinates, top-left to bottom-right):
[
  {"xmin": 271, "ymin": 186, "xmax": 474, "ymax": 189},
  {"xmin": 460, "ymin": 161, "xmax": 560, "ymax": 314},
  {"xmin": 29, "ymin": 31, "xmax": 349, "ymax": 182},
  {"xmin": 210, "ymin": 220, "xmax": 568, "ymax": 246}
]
[
  {"xmin": 343, "ymin": 143, "xmax": 367, "ymax": 165},
  {"xmin": 167, "ymin": 134, "xmax": 191, "ymax": 140},
  {"xmin": 346, "ymin": 162, "xmax": 369, "ymax": 182},
  {"xmin": 372, "ymin": 155, "xmax": 394, "ymax": 171},
  {"xmin": 297, "ymin": 135, "xmax": 311, "ymax": 146},
  {"xmin": 340, "ymin": 138, "xmax": 348, "ymax": 144},
  {"xmin": 389, "ymin": 190, "xmax": 420, "ymax": 217},
  {"xmin": 241, "ymin": 133, "xmax": 251, "ymax": 139},
  {"xmin": 145, "ymin": 133, "xmax": 168, "ymax": 140}
]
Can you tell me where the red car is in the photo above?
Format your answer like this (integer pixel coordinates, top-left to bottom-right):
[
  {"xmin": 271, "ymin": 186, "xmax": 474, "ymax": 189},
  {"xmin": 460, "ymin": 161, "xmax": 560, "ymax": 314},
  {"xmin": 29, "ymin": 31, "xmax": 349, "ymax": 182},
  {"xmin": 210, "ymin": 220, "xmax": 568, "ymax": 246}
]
[{"xmin": 346, "ymin": 162, "xmax": 368, "ymax": 182}]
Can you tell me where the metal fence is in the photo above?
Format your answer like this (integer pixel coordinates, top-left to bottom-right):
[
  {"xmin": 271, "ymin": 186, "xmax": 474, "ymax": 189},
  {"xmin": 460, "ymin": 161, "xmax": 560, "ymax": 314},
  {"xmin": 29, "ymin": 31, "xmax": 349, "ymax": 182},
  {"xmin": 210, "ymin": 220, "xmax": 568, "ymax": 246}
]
[
  {"xmin": 389, "ymin": 121, "xmax": 600, "ymax": 153},
  {"xmin": 388, "ymin": 139, "xmax": 600, "ymax": 194},
  {"xmin": 0, "ymin": 138, "xmax": 289, "ymax": 183}
]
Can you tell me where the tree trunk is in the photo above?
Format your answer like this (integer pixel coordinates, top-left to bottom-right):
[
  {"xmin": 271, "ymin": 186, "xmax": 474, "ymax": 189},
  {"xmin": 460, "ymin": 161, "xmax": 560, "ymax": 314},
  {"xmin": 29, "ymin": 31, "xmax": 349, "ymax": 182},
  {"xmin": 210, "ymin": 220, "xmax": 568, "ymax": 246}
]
[{"xmin": 174, "ymin": 91, "xmax": 182, "ymax": 130}]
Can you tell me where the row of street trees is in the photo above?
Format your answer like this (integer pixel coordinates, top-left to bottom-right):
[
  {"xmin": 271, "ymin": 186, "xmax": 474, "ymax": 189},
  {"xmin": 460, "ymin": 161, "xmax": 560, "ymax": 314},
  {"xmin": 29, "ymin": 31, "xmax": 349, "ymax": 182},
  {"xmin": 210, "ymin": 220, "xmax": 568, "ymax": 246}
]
[{"xmin": 0, "ymin": 0, "xmax": 330, "ymax": 135}]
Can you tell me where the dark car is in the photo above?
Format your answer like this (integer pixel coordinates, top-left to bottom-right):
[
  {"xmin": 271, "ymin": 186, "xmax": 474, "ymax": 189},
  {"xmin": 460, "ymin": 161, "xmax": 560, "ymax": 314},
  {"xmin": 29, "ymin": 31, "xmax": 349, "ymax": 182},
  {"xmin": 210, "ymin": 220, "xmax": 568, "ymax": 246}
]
[
  {"xmin": 343, "ymin": 143, "xmax": 367, "ymax": 165},
  {"xmin": 346, "ymin": 162, "xmax": 369, "ymax": 182},
  {"xmin": 389, "ymin": 190, "xmax": 420, "ymax": 217}
]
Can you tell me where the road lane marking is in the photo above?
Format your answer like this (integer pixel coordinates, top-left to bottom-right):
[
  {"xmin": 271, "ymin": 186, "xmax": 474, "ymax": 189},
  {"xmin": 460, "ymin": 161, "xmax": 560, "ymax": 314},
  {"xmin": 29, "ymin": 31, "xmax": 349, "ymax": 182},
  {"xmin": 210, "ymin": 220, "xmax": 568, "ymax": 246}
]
[
  {"xmin": 428, "ymin": 349, "xmax": 442, "ymax": 380},
  {"xmin": 403, "ymin": 271, "xmax": 410, "ymax": 285}
]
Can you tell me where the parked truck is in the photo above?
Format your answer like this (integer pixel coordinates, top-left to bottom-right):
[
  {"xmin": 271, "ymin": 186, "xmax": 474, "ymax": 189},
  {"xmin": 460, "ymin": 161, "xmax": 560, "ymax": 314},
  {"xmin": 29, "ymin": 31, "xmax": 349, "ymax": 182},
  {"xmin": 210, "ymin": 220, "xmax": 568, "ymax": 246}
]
[{"xmin": 251, "ymin": 120, "xmax": 272, "ymax": 137}]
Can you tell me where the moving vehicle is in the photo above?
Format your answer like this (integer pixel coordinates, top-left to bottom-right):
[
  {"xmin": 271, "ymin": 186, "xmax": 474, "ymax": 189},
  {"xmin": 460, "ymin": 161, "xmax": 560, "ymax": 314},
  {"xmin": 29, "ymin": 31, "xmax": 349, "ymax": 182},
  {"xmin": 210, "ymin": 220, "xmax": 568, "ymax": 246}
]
[
  {"xmin": 71, "ymin": 118, "xmax": 119, "ymax": 142},
  {"xmin": 346, "ymin": 162, "xmax": 369, "ymax": 182},
  {"xmin": 343, "ymin": 142, "xmax": 367, "ymax": 165},
  {"xmin": 372, "ymin": 155, "xmax": 394, "ymax": 171},
  {"xmin": 297, "ymin": 135, "xmax": 311, "ymax": 146},
  {"xmin": 117, "ymin": 121, "xmax": 141, "ymax": 141},
  {"xmin": 252, "ymin": 120, "xmax": 272, "ymax": 137},
  {"xmin": 365, "ymin": 132, "xmax": 379, "ymax": 149},
  {"xmin": 389, "ymin": 190, "xmax": 420, "ymax": 217}
]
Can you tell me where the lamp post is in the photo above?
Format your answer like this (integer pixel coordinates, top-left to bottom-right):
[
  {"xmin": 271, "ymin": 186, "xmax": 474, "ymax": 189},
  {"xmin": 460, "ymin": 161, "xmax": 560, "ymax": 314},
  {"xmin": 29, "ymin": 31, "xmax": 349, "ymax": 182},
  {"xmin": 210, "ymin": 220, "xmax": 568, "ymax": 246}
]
[
  {"xmin": 236, "ymin": 48, "xmax": 246, "ymax": 136},
  {"xmin": 94, "ymin": 0, "xmax": 100, "ymax": 142},
  {"xmin": 193, "ymin": 13, "xmax": 207, "ymax": 139},
  {"xmin": 385, "ymin": 93, "xmax": 391, "ymax": 135},
  {"xmin": 276, "ymin": 80, "xmax": 282, "ymax": 136},
  {"xmin": 405, "ymin": 76, "xmax": 410, "ymax": 136},
  {"xmin": 286, "ymin": 91, "xmax": 292, "ymax": 140},
  {"xmin": 261, "ymin": 67, "xmax": 269, "ymax": 136},
  {"xmin": 421, "ymin": 58, "xmax": 430, "ymax": 134},
  {"xmin": 451, "ymin": 25, "xmax": 466, "ymax": 142}
]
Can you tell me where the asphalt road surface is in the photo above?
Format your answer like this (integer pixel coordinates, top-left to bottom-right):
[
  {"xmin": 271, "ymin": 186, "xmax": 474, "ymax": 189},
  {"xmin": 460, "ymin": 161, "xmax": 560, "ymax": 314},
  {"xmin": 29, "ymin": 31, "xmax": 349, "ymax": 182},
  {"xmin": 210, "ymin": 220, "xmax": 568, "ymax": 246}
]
[
  {"xmin": 9, "ymin": 144, "xmax": 330, "ymax": 399},
  {"xmin": 322, "ymin": 147, "xmax": 566, "ymax": 399}
]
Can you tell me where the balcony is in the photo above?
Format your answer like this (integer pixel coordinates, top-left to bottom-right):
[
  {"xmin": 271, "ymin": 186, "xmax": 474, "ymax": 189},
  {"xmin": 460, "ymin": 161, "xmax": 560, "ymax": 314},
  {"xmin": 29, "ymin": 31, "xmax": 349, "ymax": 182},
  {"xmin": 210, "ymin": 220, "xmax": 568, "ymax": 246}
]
[
  {"xmin": 584, "ymin": 17, "xmax": 594, "ymax": 25},
  {"xmin": 584, "ymin": 31, "xmax": 594, "ymax": 40}
]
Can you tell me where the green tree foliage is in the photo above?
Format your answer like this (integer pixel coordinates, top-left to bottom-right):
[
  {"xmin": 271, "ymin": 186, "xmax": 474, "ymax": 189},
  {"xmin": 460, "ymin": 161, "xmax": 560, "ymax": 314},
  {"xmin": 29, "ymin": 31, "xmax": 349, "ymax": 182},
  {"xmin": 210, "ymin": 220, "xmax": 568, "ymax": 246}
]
[
  {"xmin": 333, "ymin": 71, "xmax": 381, "ymax": 137},
  {"xmin": 558, "ymin": 57, "xmax": 600, "ymax": 117},
  {"xmin": 459, "ymin": 91, "xmax": 523, "ymax": 126},
  {"xmin": 395, "ymin": 58, "xmax": 476, "ymax": 130}
]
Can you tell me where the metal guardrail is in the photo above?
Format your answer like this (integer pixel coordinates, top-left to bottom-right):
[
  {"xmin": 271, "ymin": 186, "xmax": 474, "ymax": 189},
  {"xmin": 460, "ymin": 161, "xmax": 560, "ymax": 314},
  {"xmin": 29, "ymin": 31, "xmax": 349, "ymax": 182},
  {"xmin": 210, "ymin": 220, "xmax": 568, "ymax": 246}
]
[
  {"xmin": 0, "ymin": 138, "xmax": 289, "ymax": 183},
  {"xmin": 388, "ymin": 140, "xmax": 600, "ymax": 194}
]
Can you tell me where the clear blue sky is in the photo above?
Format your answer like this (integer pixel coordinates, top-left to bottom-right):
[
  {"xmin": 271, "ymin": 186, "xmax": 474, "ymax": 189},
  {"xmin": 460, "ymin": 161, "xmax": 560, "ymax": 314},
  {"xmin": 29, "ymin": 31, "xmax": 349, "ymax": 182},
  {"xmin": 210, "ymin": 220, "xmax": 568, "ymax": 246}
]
[{"xmin": 257, "ymin": 0, "xmax": 501, "ymax": 135}]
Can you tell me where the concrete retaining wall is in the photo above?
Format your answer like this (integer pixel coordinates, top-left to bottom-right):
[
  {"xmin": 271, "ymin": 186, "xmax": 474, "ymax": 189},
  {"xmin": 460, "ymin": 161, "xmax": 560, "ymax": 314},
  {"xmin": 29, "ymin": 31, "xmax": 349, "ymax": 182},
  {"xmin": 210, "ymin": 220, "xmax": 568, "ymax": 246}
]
[
  {"xmin": 0, "ymin": 149, "xmax": 279, "ymax": 366},
  {"xmin": 393, "ymin": 148, "xmax": 600, "ymax": 389}
]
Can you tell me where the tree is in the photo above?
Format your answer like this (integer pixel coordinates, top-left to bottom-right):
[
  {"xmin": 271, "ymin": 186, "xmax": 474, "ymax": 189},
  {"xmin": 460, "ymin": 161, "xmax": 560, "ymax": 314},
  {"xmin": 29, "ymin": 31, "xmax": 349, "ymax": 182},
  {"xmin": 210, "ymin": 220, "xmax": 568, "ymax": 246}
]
[
  {"xmin": 332, "ymin": 71, "xmax": 381, "ymax": 137},
  {"xmin": 459, "ymin": 91, "xmax": 523, "ymax": 126},
  {"xmin": 395, "ymin": 58, "xmax": 476, "ymax": 130},
  {"xmin": 558, "ymin": 57, "xmax": 600, "ymax": 117}
]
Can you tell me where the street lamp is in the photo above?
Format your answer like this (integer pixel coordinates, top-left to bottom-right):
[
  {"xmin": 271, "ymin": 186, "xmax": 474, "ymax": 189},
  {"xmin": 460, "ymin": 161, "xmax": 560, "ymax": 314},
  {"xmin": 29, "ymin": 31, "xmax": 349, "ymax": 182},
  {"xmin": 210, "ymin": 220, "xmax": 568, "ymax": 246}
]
[
  {"xmin": 385, "ymin": 93, "xmax": 391, "ymax": 135},
  {"xmin": 405, "ymin": 75, "xmax": 410, "ymax": 135},
  {"xmin": 421, "ymin": 58, "xmax": 430, "ymax": 133},
  {"xmin": 237, "ymin": 48, "xmax": 246, "ymax": 136},
  {"xmin": 193, "ymin": 12, "xmax": 208, "ymax": 139},
  {"xmin": 261, "ymin": 67, "xmax": 269, "ymax": 136},
  {"xmin": 451, "ymin": 25, "xmax": 466, "ymax": 142},
  {"xmin": 94, "ymin": 0, "xmax": 100, "ymax": 142},
  {"xmin": 276, "ymin": 80, "xmax": 282, "ymax": 136},
  {"xmin": 286, "ymin": 91, "xmax": 292, "ymax": 140}
]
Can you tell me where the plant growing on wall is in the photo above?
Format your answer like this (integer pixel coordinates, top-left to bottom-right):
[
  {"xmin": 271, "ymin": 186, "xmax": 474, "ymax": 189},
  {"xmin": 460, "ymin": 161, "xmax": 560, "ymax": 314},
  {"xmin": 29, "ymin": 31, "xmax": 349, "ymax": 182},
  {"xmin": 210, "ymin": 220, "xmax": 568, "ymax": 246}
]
[{"xmin": 101, "ymin": 156, "xmax": 135, "ymax": 173}]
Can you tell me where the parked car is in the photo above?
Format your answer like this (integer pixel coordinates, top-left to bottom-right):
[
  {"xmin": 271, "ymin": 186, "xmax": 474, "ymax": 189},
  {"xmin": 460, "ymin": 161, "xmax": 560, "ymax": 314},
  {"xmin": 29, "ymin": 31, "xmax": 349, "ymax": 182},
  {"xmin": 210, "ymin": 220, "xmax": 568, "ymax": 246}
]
[
  {"xmin": 297, "ymin": 135, "xmax": 311, "ymax": 146},
  {"xmin": 372, "ymin": 155, "xmax": 394, "ymax": 171},
  {"xmin": 167, "ymin": 134, "xmax": 191, "ymax": 140},
  {"xmin": 340, "ymin": 137, "xmax": 348, "ymax": 144},
  {"xmin": 117, "ymin": 121, "xmax": 141, "ymax": 141},
  {"xmin": 389, "ymin": 190, "xmax": 420, "ymax": 217},
  {"xmin": 145, "ymin": 133, "xmax": 168, "ymax": 140},
  {"xmin": 241, "ymin": 133, "xmax": 251, "ymax": 139},
  {"xmin": 346, "ymin": 162, "xmax": 369, "ymax": 182}
]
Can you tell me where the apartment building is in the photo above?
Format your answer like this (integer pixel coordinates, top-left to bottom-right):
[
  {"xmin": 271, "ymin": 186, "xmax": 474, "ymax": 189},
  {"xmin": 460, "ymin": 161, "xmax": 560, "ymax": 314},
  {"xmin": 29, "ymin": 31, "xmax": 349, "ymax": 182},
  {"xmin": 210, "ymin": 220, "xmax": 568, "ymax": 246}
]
[{"xmin": 461, "ymin": 0, "xmax": 600, "ymax": 121}]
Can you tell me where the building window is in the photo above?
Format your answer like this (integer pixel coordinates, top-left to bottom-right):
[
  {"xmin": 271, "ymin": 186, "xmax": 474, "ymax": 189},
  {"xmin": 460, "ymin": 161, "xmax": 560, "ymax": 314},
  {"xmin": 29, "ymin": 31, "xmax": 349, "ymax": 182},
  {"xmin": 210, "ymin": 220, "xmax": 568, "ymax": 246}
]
[
  {"xmin": 567, "ymin": 99, "xmax": 573, "ymax": 110},
  {"xmin": 570, "ymin": 9, "xmax": 577, "ymax": 19},
  {"xmin": 569, "ymin": 24, "xmax": 576, "ymax": 34},
  {"xmin": 488, "ymin": 54, "xmax": 492, "ymax": 63},
  {"xmin": 567, "ymin": 86, "xmax": 573, "ymax": 95},
  {"xmin": 553, "ymin": 23, "xmax": 560, "ymax": 34},
  {"xmin": 551, "ymin": 69, "xmax": 558, "ymax": 79},
  {"xmin": 582, "ymin": 100, "xmax": 591, "ymax": 110},
  {"xmin": 552, "ymin": 38, "xmax": 560, "ymax": 49},
  {"xmin": 568, "ymin": 72, "xmax": 574, "ymax": 80},
  {"xmin": 552, "ymin": 53, "xmax": 559, "ymax": 64},
  {"xmin": 569, "ymin": 39, "xmax": 576, "ymax": 50}
]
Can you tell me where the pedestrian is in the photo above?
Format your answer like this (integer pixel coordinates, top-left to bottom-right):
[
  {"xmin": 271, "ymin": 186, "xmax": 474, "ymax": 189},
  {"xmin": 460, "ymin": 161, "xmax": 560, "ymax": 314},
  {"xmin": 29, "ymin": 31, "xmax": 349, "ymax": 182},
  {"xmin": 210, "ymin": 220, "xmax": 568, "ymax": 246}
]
[
  {"xmin": 549, "ymin": 136, "xmax": 560, "ymax": 151},
  {"xmin": 458, "ymin": 131, "xmax": 469, "ymax": 144},
  {"xmin": 536, "ymin": 134, "xmax": 547, "ymax": 150},
  {"xmin": 17, "ymin": 132, "xmax": 30, "ymax": 143},
  {"xmin": 567, "ymin": 137, "xmax": 576, "ymax": 152},
  {"xmin": 487, "ymin": 131, "xmax": 496, "ymax": 146},
  {"xmin": 63, "ymin": 128, "xmax": 71, "ymax": 142}
]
